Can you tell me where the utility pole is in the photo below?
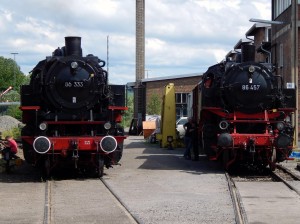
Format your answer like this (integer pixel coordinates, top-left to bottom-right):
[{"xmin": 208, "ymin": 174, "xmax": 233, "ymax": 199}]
[
  {"xmin": 107, "ymin": 35, "xmax": 109, "ymax": 84},
  {"xmin": 11, "ymin": 52, "xmax": 18, "ymax": 88}
]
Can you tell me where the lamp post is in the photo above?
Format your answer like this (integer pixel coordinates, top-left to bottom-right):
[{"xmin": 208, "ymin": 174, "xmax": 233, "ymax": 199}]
[{"xmin": 11, "ymin": 52, "xmax": 18, "ymax": 88}]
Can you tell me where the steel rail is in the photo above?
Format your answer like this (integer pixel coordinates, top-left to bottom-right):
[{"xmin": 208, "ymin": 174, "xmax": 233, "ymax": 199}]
[
  {"xmin": 271, "ymin": 165, "xmax": 300, "ymax": 196},
  {"xmin": 43, "ymin": 180, "xmax": 52, "ymax": 224},
  {"xmin": 100, "ymin": 177, "xmax": 140, "ymax": 224},
  {"xmin": 225, "ymin": 172, "xmax": 248, "ymax": 224}
]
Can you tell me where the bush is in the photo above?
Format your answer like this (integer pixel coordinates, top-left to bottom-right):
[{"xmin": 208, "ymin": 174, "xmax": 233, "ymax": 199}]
[
  {"xmin": 1, "ymin": 126, "xmax": 21, "ymax": 140},
  {"xmin": 147, "ymin": 93, "xmax": 161, "ymax": 115},
  {"xmin": 6, "ymin": 105, "xmax": 22, "ymax": 120}
]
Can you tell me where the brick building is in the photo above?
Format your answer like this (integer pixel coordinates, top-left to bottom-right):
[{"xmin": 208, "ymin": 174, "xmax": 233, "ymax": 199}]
[
  {"xmin": 226, "ymin": 22, "xmax": 271, "ymax": 63},
  {"xmin": 245, "ymin": 23, "xmax": 271, "ymax": 63},
  {"xmin": 142, "ymin": 73, "xmax": 202, "ymax": 119},
  {"xmin": 225, "ymin": 0, "xmax": 299, "ymax": 142},
  {"xmin": 271, "ymin": 0, "xmax": 299, "ymax": 141},
  {"xmin": 128, "ymin": 73, "xmax": 202, "ymax": 121}
]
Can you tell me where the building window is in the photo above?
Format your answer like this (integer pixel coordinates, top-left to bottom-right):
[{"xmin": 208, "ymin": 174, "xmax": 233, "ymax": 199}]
[
  {"xmin": 175, "ymin": 93, "xmax": 188, "ymax": 104},
  {"xmin": 175, "ymin": 93, "xmax": 188, "ymax": 120},
  {"xmin": 273, "ymin": 0, "xmax": 291, "ymax": 19}
]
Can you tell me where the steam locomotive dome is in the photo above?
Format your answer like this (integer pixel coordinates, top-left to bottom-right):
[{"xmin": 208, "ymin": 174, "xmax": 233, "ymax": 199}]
[
  {"xmin": 44, "ymin": 37, "xmax": 105, "ymax": 112},
  {"xmin": 221, "ymin": 62, "xmax": 275, "ymax": 113}
]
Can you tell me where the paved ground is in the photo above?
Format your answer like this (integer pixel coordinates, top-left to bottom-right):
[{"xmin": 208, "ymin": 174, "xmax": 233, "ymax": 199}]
[
  {"xmin": 0, "ymin": 136, "xmax": 236, "ymax": 224},
  {"xmin": 104, "ymin": 136, "xmax": 236, "ymax": 224},
  {"xmin": 6, "ymin": 136, "xmax": 300, "ymax": 223},
  {"xmin": 236, "ymin": 181, "xmax": 300, "ymax": 224}
]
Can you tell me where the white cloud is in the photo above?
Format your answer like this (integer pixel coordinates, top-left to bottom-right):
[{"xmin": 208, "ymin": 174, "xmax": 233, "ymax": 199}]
[{"xmin": 0, "ymin": 0, "xmax": 271, "ymax": 84}]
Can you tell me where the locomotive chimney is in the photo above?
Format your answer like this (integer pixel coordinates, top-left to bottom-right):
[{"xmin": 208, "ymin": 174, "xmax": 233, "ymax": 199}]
[
  {"xmin": 241, "ymin": 44, "xmax": 255, "ymax": 62},
  {"xmin": 65, "ymin": 36, "xmax": 82, "ymax": 57}
]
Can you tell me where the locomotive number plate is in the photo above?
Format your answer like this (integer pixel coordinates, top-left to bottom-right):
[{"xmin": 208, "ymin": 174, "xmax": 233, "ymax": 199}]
[
  {"xmin": 242, "ymin": 84, "xmax": 260, "ymax": 91},
  {"xmin": 84, "ymin": 141, "xmax": 91, "ymax": 145},
  {"xmin": 64, "ymin": 81, "xmax": 84, "ymax": 87}
]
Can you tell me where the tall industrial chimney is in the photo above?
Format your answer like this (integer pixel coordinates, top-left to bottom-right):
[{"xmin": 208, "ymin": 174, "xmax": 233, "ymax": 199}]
[{"xmin": 132, "ymin": 0, "xmax": 146, "ymax": 135}]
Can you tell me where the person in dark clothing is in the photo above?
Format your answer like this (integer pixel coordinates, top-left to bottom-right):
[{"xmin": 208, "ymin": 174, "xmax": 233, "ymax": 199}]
[
  {"xmin": 192, "ymin": 121, "xmax": 199, "ymax": 161},
  {"xmin": 183, "ymin": 117, "xmax": 196, "ymax": 160}
]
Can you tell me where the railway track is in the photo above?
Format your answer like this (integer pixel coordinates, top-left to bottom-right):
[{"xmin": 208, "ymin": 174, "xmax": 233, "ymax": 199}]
[
  {"xmin": 271, "ymin": 164, "xmax": 300, "ymax": 196},
  {"xmin": 226, "ymin": 165, "xmax": 300, "ymax": 224},
  {"xmin": 225, "ymin": 172, "xmax": 248, "ymax": 224},
  {"xmin": 42, "ymin": 177, "xmax": 138, "ymax": 224}
]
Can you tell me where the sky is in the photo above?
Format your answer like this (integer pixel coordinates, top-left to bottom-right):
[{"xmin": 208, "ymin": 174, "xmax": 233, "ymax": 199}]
[{"xmin": 0, "ymin": 0, "xmax": 271, "ymax": 85}]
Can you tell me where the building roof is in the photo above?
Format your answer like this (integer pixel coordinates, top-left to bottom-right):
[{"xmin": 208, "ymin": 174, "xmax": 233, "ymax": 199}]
[
  {"xmin": 141, "ymin": 72, "xmax": 202, "ymax": 83},
  {"xmin": 226, "ymin": 49, "xmax": 241, "ymax": 58},
  {"xmin": 126, "ymin": 72, "xmax": 203, "ymax": 87},
  {"xmin": 234, "ymin": 38, "xmax": 253, "ymax": 50},
  {"xmin": 246, "ymin": 23, "xmax": 271, "ymax": 37}
]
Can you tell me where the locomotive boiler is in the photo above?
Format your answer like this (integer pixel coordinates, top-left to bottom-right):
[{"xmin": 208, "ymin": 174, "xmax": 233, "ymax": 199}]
[
  {"xmin": 20, "ymin": 37, "xmax": 127, "ymax": 177},
  {"xmin": 197, "ymin": 44, "xmax": 296, "ymax": 171}
]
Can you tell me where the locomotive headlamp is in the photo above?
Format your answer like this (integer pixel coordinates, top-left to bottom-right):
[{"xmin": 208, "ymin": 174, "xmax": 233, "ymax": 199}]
[
  {"xmin": 276, "ymin": 122, "xmax": 285, "ymax": 131},
  {"xmin": 248, "ymin": 65, "xmax": 255, "ymax": 73},
  {"xmin": 33, "ymin": 136, "xmax": 51, "ymax": 154},
  {"xmin": 71, "ymin": 61, "xmax": 78, "ymax": 69},
  {"xmin": 104, "ymin": 122, "xmax": 112, "ymax": 130},
  {"xmin": 39, "ymin": 122, "xmax": 48, "ymax": 131},
  {"xmin": 219, "ymin": 120, "xmax": 229, "ymax": 130},
  {"xmin": 100, "ymin": 136, "xmax": 117, "ymax": 153}
]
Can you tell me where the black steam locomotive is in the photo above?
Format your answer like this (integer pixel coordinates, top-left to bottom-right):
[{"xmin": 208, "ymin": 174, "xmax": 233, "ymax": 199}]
[
  {"xmin": 195, "ymin": 44, "xmax": 296, "ymax": 171},
  {"xmin": 20, "ymin": 37, "xmax": 127, "ymax": 177}
]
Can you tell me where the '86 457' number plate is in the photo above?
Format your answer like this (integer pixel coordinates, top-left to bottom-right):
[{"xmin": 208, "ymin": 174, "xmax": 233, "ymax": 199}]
[{"xmin": 241, "ymin": 84, "xmax": 260, "ymax": 91}]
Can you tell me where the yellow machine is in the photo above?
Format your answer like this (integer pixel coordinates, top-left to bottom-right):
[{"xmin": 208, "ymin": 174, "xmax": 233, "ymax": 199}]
[{"xmin": 156, "ymin": 83, "xmax": 181, "ymax": 148}]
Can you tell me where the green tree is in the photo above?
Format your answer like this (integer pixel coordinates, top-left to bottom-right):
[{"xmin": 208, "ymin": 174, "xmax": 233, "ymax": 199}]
[
  {"xmin": 122, "ymin": 94, "xmax": 134, "ymax": 127},
  {"xmin": 0, "ymin": 56, "xmax": 28, "ymax": 92},
  {"xmin": 1, "ymin": 90, "xmax": 19, "ymax": 102},
  {"xmin": 6, "ymin": 105, "xmax": 22, "ymax": 120},
  {"xmin": 147, "ymin": 93, "xmax": 161, "ymax": 115},
  {"xmin": 0, "ymin": 56, "xmax": 29, "ymax": 119}
]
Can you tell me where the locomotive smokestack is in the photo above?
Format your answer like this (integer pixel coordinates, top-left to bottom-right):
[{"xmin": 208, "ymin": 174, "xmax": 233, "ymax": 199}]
[
  {"xmin": 241, "ymin": 44, "xmax": 255, "ymax": 62},
  {"xmin": 65, "ymin": 36, "xmax": 82, "ymax": 57}
]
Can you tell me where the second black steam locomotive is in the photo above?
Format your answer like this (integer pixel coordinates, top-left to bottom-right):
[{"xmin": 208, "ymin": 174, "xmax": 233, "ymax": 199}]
[
  {"xmin": 194, "ymin": 44, "xmax": 296, "ymax": 170},
  {"xmin": 20, "ymin": 37, "xmax": 127, "ymax": 177}
]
